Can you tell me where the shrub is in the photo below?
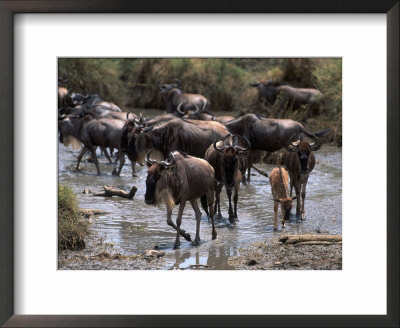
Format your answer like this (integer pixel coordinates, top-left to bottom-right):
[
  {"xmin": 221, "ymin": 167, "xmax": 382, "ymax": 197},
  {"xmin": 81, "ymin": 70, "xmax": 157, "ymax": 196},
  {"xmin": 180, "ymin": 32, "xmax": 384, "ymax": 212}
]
[{"xmin": 58, "ymin": 184, "xmax": 88, "ymax": 250}]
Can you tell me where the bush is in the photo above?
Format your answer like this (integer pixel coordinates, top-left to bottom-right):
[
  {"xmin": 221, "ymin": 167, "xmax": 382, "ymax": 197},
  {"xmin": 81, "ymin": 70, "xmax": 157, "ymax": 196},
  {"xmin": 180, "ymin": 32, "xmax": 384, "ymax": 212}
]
[{"xmin": 58, "ymin": 184, "xmax": 88, "ymax": 250}]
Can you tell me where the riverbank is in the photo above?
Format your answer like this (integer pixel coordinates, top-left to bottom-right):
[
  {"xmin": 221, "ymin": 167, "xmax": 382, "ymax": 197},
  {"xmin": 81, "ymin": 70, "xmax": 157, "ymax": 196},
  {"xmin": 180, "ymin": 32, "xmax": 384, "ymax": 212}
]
[{"xmin": 58, "ymin": 229, "xmax": 342, "ymax": 270}]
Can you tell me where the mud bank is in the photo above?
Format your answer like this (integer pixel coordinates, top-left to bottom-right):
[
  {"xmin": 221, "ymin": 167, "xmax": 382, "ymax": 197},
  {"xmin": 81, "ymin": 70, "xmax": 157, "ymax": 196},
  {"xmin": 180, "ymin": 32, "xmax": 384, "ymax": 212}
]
[{"xmin": 228, "ymin": 236, "xmax": 342, "ymax": 270}]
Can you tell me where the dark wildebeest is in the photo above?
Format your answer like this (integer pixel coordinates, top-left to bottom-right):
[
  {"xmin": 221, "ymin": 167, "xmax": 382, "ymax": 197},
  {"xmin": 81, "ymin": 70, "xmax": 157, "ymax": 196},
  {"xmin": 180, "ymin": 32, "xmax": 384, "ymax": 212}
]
[
  {"xmin": 205, "ymin": 134, "xmax": 249, "ymax": 223},
  {"xmin": 58, "ymin": 114, "xmax": 130, "ymax": 176},
  {"xmin": 224, "ymin": 114, "xmax": 328, "ymax": 180},
  {"xmin": 120, "ymin": 113, "xmax": 179, "ymax": 176},
  {"xmin": 251, "ymin": 80, "xmax": 323, "ymax": 116},
  {"xmin": 124, "ymin": 117, "xmax": 229, "ymax": 166},
  {"xmin": 159, "ymin": 80, "xmax": 210, "ymax": 115},
  {"xmin": 144, "ymin": 151, "xmax": 217, "ymax": 249},
  {"xmin": 285, "ymin": 135, "xmax": 320, "ymax": 219},
  {"xmin": 269, "ymin": 166, "xmax": 298, "ymax": 230}
]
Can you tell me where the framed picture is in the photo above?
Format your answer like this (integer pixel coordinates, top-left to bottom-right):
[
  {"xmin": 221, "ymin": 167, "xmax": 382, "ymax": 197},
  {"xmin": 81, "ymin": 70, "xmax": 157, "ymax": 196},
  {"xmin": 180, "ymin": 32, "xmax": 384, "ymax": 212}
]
[{"xmin": 1, "ymin": 1, "xmax": 398, "ymax": 327}]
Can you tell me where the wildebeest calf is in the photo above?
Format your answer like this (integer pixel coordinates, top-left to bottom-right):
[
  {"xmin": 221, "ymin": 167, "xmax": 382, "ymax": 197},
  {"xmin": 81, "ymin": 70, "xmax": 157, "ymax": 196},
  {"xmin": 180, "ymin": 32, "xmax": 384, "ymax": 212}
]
[
  {"xmin": 145, "ymin": 151, "xmax": 217, "ymax": 249},
  {"xmin": 269, "ymin": 166, "xmax": 297, "ymax": 230}
]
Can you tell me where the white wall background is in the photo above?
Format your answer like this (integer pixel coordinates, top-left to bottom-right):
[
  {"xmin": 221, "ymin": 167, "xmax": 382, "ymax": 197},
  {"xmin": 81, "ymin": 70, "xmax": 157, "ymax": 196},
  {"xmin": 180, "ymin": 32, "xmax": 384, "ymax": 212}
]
[{"xmin": 14, "ymin": 14, "xmax": 386, "ymax": 315}]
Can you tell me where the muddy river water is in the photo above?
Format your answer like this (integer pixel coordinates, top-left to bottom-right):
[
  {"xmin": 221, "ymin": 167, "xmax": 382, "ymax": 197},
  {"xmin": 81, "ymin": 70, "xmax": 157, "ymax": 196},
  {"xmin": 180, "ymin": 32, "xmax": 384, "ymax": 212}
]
[{"xmin": 58, "ymin": 110, "xmax": 342, "ymax": 270}]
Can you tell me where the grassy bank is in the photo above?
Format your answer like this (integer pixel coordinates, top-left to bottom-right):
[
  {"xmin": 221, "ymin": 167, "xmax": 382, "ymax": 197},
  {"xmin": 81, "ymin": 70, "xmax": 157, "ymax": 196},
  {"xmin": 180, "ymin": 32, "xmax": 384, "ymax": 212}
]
[{"xmin": 58, "ymin": 184, "xmax": 89, "ymax": 250}]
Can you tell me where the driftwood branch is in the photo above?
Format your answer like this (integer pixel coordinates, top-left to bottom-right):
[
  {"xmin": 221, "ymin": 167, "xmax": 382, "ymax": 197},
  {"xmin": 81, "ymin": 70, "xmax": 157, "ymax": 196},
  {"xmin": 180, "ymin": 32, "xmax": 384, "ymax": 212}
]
[
  {"xmin": 92, "ymin": 185, "xmax": 137, "ymax": 199},
  {"xmin": 251, "ymin": 165, "xmax": 269, "ymax": 177},
  {"xmin": 279, "ymin": 234, "xmax": 342, "ymax": 245}
]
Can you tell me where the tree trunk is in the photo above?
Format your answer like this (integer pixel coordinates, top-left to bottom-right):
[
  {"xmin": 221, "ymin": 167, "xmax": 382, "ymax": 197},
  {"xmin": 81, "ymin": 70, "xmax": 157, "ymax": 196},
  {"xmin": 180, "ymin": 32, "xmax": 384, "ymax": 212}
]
[{"xmin": 279, "ymin": 234, "xmax": 342, "ymax": 245}]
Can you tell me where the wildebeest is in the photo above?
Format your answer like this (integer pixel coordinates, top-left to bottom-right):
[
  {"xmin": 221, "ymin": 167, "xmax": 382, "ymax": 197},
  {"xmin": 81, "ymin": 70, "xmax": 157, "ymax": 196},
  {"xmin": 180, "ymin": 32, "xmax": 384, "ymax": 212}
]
[
  {"xmin": 144, "ymin": 151, "xmax": 217, "ymax": 249},
  {"xmin": 225, "ymin": 114, "xmax": 326, "ymax": 152},
  {"xmin": 251, "ymin": 80, "xmax": 323, "ymax": 116},
  {"xmin": 225, "ymin": 114, "xmax": 328, "ymax": 181},
  {"xmin": 58, "ymin": 114, "xmax": 131, "ymax": 176},
  {"xmin": 285, "ymin": 135, "xmax": 320, "ymax": 219},
  {"xmin": 269, "ymin": 166, "xmax": 298, "ymax": 230},
  {"xmin": 159, "ymin": 80, "xmax": 211, "ymax": 115},
  {"xmin": 205, "ymin": 134, "xmax": 249, "ymax": 223},
  {"xmin": 123, "ymin": 117, "xmax": 229, "ymax": 166}
]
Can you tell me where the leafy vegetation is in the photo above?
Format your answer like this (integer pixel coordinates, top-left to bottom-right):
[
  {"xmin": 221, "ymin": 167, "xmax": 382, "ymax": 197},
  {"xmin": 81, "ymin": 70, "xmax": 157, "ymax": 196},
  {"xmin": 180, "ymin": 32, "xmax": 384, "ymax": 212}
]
[{"xmin": 58, "ymin": 183, "xmax": 88, "ymax": 250}]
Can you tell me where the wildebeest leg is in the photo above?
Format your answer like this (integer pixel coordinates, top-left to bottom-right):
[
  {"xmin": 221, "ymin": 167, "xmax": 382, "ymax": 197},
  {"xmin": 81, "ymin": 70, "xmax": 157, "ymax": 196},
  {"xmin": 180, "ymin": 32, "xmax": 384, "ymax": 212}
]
[
  {"xmin": 273, "ymin": 202, "xmax": 279, "ymax": 231},
  {"xmin": 214, "ymin": 182, "xmax": 223, "ymax": 219},
  {"xmin": 226, "ymin": 187, "xmax": 235, "ymax": 223},
  {"xmin": 190, "ymin": 200, "xmax": 202, "ymax": 246},
  {"xmin": 280, "ymin": 203, "xmax": 286, "ymax": 228},
  {"xmin": 294, "ymin": 183, "xmax": 301, "ymax": 218},
  {"xmin": 289, "ymin": 175, "xmax": 294, "ymax": 197},
  {"xmin": 114, "ymin": 152, "xmax": 125, "ymax": 176},
  {"xmin": 301, "ymin": 179, "xmax": 309, "ymax": 220},
  {"xmin": 166, "ymin": 203, "xmax": 191, "ymax": 249},
  {"xmin": 131, "ymin": 160, "xmax": 137, "ymax": 177},
  {"xmin": 102, "ymin": 147, "xmax": 112, "ymax": 163},
  {"xmin": 89, "ymin": 146, "xmax": 101, "ymax": 175},
  {"xmin": 233, "ymin": 185, "xmax": 239, "ymax": 221},
  {"xmin": 206, "ymin": 191, "xmax": 217, "ymax": 240},
  {"xmin": 76, "ymin": 146, "xmax": 88, "ymax": 170}
]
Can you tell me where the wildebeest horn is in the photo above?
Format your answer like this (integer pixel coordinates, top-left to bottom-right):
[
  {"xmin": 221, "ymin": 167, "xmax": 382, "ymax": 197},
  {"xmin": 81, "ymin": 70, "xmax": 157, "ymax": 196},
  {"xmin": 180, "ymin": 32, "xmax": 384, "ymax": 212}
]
[
  {"xmin": 286, "ymin": 134, "xmax": 299, "ymax": 152},
  {"xmin": 142, "ymin": 125, "xmax": 154, "ymax": 133},
  {"xmin": 213, "ymin": 139, "xmax": 227, "ymax": 152},
  {"xmin": 160, "ymin": 152, "xmax": 176, "ymax": 167},
  {"xmin": 145, "ymin": 151, "xmax": 157, "ymax": 166},
  {"xmin": 233, "ymin": 136, "xmax": 248, "ymax": 152},
  {"xmin": 58, "ymin": 113, "xmax": 66, "ymax": 120},
  {"xmin": 176, "ymin": 103, "xmax": 186, "ymax": 115},
  {"xmin": 309, "ymin": 134, "xmax": 320, "ymax": 151}
]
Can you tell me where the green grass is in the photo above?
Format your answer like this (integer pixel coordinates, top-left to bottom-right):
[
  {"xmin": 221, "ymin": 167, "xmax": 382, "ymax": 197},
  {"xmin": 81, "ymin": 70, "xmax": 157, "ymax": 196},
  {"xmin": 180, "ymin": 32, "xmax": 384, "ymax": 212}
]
[{"xmin": 58, "ymin": 184, "xmax": 89, "ymax": 250}]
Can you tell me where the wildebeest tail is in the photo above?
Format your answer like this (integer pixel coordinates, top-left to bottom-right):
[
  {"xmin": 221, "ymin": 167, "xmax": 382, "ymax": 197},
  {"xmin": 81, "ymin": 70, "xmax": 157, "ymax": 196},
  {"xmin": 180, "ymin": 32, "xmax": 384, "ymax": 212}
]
[
  {"xmin": 314, "ymin": 128, "xmax": 331, "ymax": 137},
  {"xmin": 303, "ymin": 128, "xmax": 331, "ymax": 139},
  {"xmin": 200, "ymin": 195, "xmax": 210, "ymax": 217}
]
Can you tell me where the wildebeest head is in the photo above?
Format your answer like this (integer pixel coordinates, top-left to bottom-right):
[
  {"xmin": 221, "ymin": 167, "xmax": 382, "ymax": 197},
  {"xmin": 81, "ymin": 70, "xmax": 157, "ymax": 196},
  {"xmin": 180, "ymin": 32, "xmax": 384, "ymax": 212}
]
[
  {"xmin": 286, "ymin": 134, "xmax": 320, "ymax": 174},
  {"xmin": 158, "ymin": 79, "xmax": 182, "ymax": 94},
  {"xmin": 120, "ymin": 114, "xmax": 147, "ymax": 158},
  {"xmin": 273, "ymin": 196, "xmax": 298, "ymax": 221},
  {"xmin": 144, "ymin": 152, "xmax": 176, "ymax": 205},
  {"xmin": 213, "ymin": 134, "xmax": 248, "ymax": 186}
]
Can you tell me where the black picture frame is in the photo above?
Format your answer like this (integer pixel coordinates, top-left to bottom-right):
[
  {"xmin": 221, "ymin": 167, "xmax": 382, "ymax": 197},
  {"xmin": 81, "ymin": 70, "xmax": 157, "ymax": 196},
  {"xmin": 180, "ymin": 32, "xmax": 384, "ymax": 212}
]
[{"xmin": 0, "ymin": 1, "xmax": 398, "ymax": 327}]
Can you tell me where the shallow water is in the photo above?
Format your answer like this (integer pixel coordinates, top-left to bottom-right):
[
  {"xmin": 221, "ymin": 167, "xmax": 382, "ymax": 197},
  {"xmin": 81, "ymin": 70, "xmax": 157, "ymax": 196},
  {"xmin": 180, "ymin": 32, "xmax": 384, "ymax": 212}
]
[{"xmin": 58, "ymin": 109, "xmax": 342, "ymax": 270}]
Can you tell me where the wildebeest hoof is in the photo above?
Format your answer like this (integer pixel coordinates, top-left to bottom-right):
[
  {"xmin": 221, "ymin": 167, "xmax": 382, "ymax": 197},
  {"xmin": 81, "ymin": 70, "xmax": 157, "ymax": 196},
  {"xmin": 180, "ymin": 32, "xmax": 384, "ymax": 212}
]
[
  {"xmin": 193, "ymin": 239, "xmax": 201, "ymax": 246},
  {"xmin": 173, "ymin": 244, "xmax": 180, "ymax": 250},
  {"xmin": 183, "ymin": 233, "xmax": 191, "ymax": 242},
  {"xmin": 111, "ymin": 168, "xmax": 118, "ymax": 176},
  {"xmin": 132, "ymin": 173, "xmax": 138, "ymax": 177},
  {"xmin": 212, "ymin": 231, "xmax": 217, "ymax": 240}
]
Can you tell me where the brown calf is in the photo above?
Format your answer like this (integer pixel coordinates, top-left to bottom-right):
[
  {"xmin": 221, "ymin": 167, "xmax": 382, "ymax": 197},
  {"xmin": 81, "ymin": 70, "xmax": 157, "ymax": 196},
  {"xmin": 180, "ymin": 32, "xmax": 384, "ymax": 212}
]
[{"xmin": 269, "ymin": 166, "xmax": 297, "ymax": 230}]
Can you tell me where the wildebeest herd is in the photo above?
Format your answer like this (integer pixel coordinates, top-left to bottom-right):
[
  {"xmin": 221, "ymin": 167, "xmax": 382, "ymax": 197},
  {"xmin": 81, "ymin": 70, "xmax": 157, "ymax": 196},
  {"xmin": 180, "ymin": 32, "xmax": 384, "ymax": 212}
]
[{"xmin": 58, "ymin": 79, "xmax": 328, "ymax": 249}]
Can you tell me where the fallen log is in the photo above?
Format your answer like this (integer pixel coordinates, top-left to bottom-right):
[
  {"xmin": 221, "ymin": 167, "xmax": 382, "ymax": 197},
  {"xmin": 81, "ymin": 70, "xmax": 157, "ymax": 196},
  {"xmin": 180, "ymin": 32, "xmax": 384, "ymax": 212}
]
[
  {"xmin": 294, "ymin": 241, "xmax": 333, "ymax": 246},
  {"xmin": 279, "ymin": 234, "xmax": 342, "ymax": 245},
  {"xmin": 251, "ymin": 165, "xmax": 269, "ymax": 177},
  {"xmin": 92, "ymin": 185, "xmax": 137, "ymax": 199}
]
